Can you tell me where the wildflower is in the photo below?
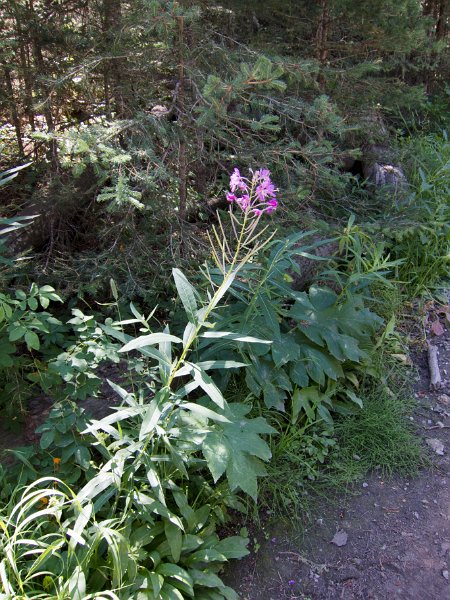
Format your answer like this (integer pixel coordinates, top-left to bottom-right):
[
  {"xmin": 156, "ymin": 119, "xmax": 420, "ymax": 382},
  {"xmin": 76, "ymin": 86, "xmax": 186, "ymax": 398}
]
[
  {"xmin": 40, "ymin": 497, "xmax": 49, "ymax": 505},
  {"xmin": 288, "ymin": 580, "xmax": 295, "ymax": 586},
  {"xmin": 225, "ymin": 167, "xmax": 278, "ymax": 216},
  {"xmin": 265, "ymin": 199, "xmax": 278, "ymax": 214},
  {"xmin": 229, "ymin": 168, "xmax": 248, "ymax": 193},
  {"xmin": 53, "ymin": 457, "xmax": 61, "ymax": 470},
  {"xmin": 237, "ymin": 194, "xmax": 250, "ymax": 209}
]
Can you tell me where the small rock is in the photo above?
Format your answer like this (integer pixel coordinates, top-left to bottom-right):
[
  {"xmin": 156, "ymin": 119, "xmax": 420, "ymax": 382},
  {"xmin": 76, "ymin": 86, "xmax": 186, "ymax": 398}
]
[
  {"xmin": 316, "ymin": 518, "xmax": 323, "ymax": 526},
  {"xmin": 426, "ymin": 438, "xmax": 445, "ymax": 455},
  {"xmin": 438, "ymin": 394, "xmax": 450, "ymax": 405},
  {"xmin": 362, "ymin": 482, "xmax": 369, "ymax": 488},
  {"xmin": 353, "ymin": 454, "xmax": 361, "ymax": 461},
  {"xmin": 443, "ymin": 570, "xmax": 449, "ymax": 580},
  {"xmin": 440, "ymin": 542, "xmax": 450, "ymax": 557},
  {"xmin": 331, "ymin": 531, "xmax": 348, "ymax": 547},
  {"xmin": 413, "ymin": 512, "xmax": 419, "ymax": 519},
  {"xmin": 422, "ymin": 499, "xmax": 429, "ymax": 504}
]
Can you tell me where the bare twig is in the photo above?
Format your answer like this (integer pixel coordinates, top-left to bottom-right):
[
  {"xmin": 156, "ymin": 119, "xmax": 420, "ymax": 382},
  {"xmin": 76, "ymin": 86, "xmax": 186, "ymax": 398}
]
[{"xmin": 427, "ymin": 341, "xmax": 443, "ymax": 391}]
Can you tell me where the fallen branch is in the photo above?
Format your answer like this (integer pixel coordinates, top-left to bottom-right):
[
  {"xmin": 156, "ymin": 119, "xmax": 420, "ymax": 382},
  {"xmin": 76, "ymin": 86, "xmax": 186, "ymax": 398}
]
[{"xmin": 427, "ymin": 342, "xmax": 443, "ymax": 391}]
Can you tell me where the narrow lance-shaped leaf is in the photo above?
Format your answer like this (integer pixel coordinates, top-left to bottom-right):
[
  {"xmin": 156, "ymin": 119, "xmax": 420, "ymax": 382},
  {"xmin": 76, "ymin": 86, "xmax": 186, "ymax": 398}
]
[
  {"xmin": 173, "ymin": 268, "xmax": 198, "ymax": 323},
  {"xmin": 120, "ymin": 332, "xmax": 182, "ymax": 353},
  {"xmin": 189, "ymin": 363, "xmax": 226, "ymax": 409}
]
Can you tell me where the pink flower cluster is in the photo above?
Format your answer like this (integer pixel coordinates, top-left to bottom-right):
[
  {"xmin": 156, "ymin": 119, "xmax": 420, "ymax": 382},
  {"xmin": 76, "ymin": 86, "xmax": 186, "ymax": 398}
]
[{"xmin": 226, "ymin": 168, "xmax": 278, "ymax": 215}]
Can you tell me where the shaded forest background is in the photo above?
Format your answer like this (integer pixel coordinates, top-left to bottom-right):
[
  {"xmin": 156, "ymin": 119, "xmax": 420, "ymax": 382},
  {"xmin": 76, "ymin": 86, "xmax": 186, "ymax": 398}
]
[{"xmin": 1, "ymin": 0, "xmax": 449, "ymax": 305}]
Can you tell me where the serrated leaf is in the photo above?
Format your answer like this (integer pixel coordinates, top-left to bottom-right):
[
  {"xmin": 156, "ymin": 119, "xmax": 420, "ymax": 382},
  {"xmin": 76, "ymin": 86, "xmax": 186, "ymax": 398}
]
[
  {"xmin": 202, "ymin": 432, "xmax": 230, "ymax": 482},
  {"xmin": 289, "ymin": 361, "xmax": 309, "ymax": 387},
  {"xmin": 257, "ymin": 293, "xmax": 280, "ymax": 336},
  {"xmin": 272, "ymin": 334, "xmax": 300, "ymax": 367}
]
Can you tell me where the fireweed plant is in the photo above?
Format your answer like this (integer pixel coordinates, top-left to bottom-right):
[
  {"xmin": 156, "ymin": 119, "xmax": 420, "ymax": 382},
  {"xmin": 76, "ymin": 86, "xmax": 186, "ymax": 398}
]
[
  {"xmin": 161, "ymin": 167, "xmax": 279, "ymax": 390},
  {"xmin": 0, "ymin": 169, "xmax": 279, "ymax": 599},
  {"xmin": 209, "ymin": 167, "xmax": 278, "ymax": 274}
]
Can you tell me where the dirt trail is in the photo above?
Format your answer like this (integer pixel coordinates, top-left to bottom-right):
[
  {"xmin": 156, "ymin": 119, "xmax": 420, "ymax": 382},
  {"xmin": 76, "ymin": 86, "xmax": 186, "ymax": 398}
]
[{"xmin": 225, "ymin": 305, "xmax": 450, "ymax": 600}]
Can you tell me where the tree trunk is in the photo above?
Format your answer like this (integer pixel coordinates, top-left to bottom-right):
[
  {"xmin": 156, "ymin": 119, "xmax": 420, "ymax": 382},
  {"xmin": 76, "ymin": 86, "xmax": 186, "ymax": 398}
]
[
  {"xmin": 103, "ymin": 0, "xmax": 126, "ymax": 117},
  {"xmin": 316, "ymin": 0, "xmax": 330, "ymax": 89},
  {"xmin": 176, "ymin": 14, "xmax": 188, "ymax": 223},
  {"xmin": 12, "ymin": 4, "xmax": 36, "ymax": 156},
  {"xmin": 436, "ymin": 0, "xmax": 449, "ymax": 39},
  {"xmin": 28, "ymin": 0, "xmax": 58, "ymax": 167},
  {"xmin": 3, "ymin": 67, "xmax": 25, "ymax": 157}
]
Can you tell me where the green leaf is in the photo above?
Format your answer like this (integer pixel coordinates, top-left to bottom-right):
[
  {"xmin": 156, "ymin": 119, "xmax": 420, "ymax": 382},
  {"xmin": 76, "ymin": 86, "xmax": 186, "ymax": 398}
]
[
  {"xmin": 202, "ymin": 432, "xmax": 230, "ymax": 482},
  {"xmin": 160, "ymin": 583, "xmax": 185, "ymax": 600},
  {"xmin": 183, "ymin": 402, "xmax": 231, "ymax": 423},
  {"xmin": 291, "ymin": 386, "xmax": 329, "ymax": 423},
  {"xmin": 185, "ymin": 548, "xmax": 227, "ymax": 567},
  {"xmin": 214, "ymin": 536, "xmax": 250, "ymax": 559},
  {"xmin": 140, "ymin": 388, "xmax": 170, "ymax": 440},
  {"xmin": 263, "ymin": 382, "xmax": 286, "ymax": 410},
  {"xmin": 68, "ymin": 503, "xmax": 92, "ymax": 551},
  {"xmin": 150, "ymin": 572, "xmax": 164, "ymax": 597},
  {"xmin": 40, "ymin": 430, "xmax": 54, "ymax": 450},
  {"xmin": 272, "ymin": 334, "xmax": 300, "ymax": 367},
  {"xmin": 9, "ymin": 325, "xmax": 26, "ymax": 341},
  {"xmin": 120, "ymin": 333, "xmax": 182, "ymax": 353},
  {"xmin": 164, "ymin": 522, "xmax": 183, "ymax": 563},
  {"xmin": 190, "ymin": 569, "xmax": 224, "ymax": 588},
  {"xmin": 27, "ymin": 296, "xmax": 38, "ymax": 310},
  {"xmin": 25, "ymin": 330, "xmax": 40, "ymax": 351},
  {"xmin": 190, "ymin": 363, "xmax": 226, "ymax": 409},
  {"xmin": 289, "ymin": 361, "xmax": 309, "ymax": 387},
  {"xmin": 182, "ymin": 321, "xmax": 196, "ymax": 349},
  {"xmin": 175, "ymin": 360, "xmax": 248, "ymax": 377},
  {"xmin": 204, "ymin": 404, "xmax": 275, "ymax": 500},
  {"xmin": 159, "ymin": 325, "xmax": 173, "ymax": 383},
  {"xmin": 257, "ymin": 293, "xmax": 280, "ymax": 336},
  {"xmin": 77, "ymin": 472, "xmax": 117, "ymax": 503},
  {"xmin": 201, "ymin": 331, "xmax": 271, "ymax": 344},
  {"xmin": 227, "ymin": 452, "xmax": 266, "ymax": 500},
  {"xmin": 66, "ymin": 567, "xmax": 86, "ymax": 600},
  {"xmin": 74, "ymin": 446, "xmax": 91, "ymax": 470},
  {"xmin": 173, "ymin": 268, "xmax": 198, "ymax": 324}
]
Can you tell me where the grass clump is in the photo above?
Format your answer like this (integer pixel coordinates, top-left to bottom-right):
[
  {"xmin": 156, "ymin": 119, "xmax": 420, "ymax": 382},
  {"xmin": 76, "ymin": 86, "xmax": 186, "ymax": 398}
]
[
  {"xmin": 332, "ymin": 387, "xmax": 423, "ymax": 478},
  {"xmin": 258, "ymin": 357, "xmax": 424, "ymax": 524}
]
